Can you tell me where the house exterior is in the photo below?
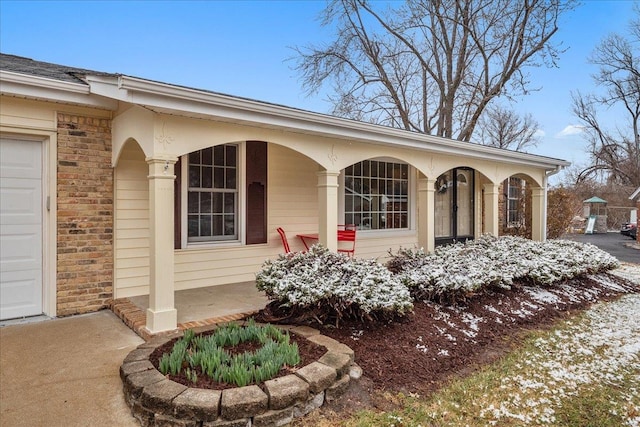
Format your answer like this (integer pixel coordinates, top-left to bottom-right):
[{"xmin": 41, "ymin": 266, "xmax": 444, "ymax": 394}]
[{"xmin": 0, "ymin": 54, "xmax": 569, "ymax": 333}]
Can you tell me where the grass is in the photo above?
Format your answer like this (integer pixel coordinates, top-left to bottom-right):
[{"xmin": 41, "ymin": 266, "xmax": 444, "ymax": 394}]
[{"xmin": 294, "ymin": 294, "xmax": 640, "ymax": 427}]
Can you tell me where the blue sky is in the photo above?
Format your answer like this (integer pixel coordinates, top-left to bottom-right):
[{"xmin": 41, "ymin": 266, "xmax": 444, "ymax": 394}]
[{"xmin": 1, "ymin": 0, "xmax": 636, "ymax": 184}]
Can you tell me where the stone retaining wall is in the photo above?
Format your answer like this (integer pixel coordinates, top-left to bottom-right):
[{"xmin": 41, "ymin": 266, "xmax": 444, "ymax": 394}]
[{"xmin": 120, "ymin": 325, "xmax": 357, "ymax": 427}]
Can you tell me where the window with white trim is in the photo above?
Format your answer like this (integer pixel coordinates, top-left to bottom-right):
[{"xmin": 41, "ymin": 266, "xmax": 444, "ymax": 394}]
[
  {"xmin": 506, "ymin": 177, "xmax": 525, "ymax": 227},
  {"xmin": 187, "ymin": 145, "xmax": 238, "ymax": 242},
  {"xmin": 344, "ymin": 160, "xmax": 409, "ymax": 230}
]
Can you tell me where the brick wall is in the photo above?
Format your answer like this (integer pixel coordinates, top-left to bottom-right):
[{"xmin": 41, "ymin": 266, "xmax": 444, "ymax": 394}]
[{"xmin": 56, "ymin": 113, "xmax": 113, "ymax": 316}]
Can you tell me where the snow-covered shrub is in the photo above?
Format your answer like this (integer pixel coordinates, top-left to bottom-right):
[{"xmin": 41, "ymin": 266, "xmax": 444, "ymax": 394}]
[
  {"xmin": 389, "ymin": 235, "xmax": 619, "ymax": 303},
  {"xmin": 256, "ymin": 245, "xmax": 413, "ymax": 325}
]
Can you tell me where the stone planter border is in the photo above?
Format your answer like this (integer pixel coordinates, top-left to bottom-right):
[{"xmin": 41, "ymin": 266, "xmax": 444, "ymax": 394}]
[{"xmin": 120, "ymin": 323, "xmax": 357, "ymax": 427}]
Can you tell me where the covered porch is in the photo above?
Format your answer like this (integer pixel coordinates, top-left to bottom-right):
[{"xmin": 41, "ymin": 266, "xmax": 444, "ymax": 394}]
[
  {"xmin": 92, "ymin": 75, "xmax": 568, "ymax": 336},
  {"xmin": 111, "ymin": 281, "xmax": 268, "ymax": 340}
]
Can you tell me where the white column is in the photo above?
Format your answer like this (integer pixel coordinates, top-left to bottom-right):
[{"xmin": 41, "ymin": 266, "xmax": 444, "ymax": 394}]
[
  {"xmin": 531, "ymin": 186, "xmax": 546, "ymax": 242},
  {"xmin": 145, "ymin": 156, "xmax": 178, "ymax": 333},
  {"xmin": 418, "ymin": 177, "xmax": 436, "ymax": 253},
  {"xmin": 483, "ymin": 183, "xmax": 500, "ymax": 237},
  {"xmin": 317, "ymin": 171, "xmax": 340, "ymax": 252}
]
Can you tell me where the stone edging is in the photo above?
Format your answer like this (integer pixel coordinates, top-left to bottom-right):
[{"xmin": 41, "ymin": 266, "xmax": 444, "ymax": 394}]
[{"xmin": 120, "ymin": 323, "xmax": 360, "ymax": 427}]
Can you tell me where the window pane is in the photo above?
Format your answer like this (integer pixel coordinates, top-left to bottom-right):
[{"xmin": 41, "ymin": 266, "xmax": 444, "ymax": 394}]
[
  {"xmin": 214, "ymin": 167, "xmax": 224, "ymax": 189},
  {"xmin": 202, "ymin": 166, "xmax": 213, "ymax": 188},
  {"xmin": 200, "ymin": 192, "xmax": 212, "ymax": 213},
  {"xmin": 189, "ymin": 165, "xmax": 200, "ymax": 187},
  {"xmin": 213, "ymin": 193, "xmax": 223, "ymax": 213},
  {"xmin": 224, "ymin": 215, "xmax": 235, "ymax": 235},
  {"xmin": 189, "ymin": 151, "xmax": 200, "ymax": 164},
  {"xmin": 214, "ymin": 145, "xmax": 225, "ymax": 166},
  {"xmin": 225, "ymin": 145, "xmax": 237, "ymax": 167},
  {"xmin": 345, "ymin": 194, "xmax": 353, "ymax": 211},
  {"xmin": 188, "ymin": 215, "xmax": 199, "ymax": 237},
  {"xmin": 226, "ymin": 168, "xmax": 236, "ymax": 189},
  {"xmin": 224, "ymin": 193, "xmax": 235, "ymax": 213},
  {"xmin": 200, "ymin": 215, "xmax": 212, "ymax": 237},
  {"xmin": 212, "ymin": 215, "xmax": 223, "ymax": 236},
  {"xmin": 188, "ymin": 192, "xmax": 199, "ymax": 214},
  {"xmin": 202, "ymin": 147, "xmax": 213, "ymax": 165}
]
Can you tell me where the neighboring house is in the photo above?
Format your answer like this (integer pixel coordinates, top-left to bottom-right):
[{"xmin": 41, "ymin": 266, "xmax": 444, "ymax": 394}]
[
  {"xmin": 631, "ymin": 187, "xmax": 640, "ymax": 242},
  {"xmin": 0, "ymin": 54, "xmax": 570, "ymax": 333}
]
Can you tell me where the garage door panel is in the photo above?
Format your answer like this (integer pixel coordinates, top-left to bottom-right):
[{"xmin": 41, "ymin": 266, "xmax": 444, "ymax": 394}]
[
  {"xmin": 0, "ymin": 229, "xmax": 41, "ymax": 270},
  {"xmin": 0, "ymin": 272, "xmax": 41, "ymax": 320},
  {"xmin": 0, "ymin": 137, "xmax": 43, "ymax": 320},
  {"xmin": 0, "ymin": 179, "xmax": 42, "ymax": 225},
  {"xmin": 0, "ymin": 139, "xmax": 41, "ymax": 179}
]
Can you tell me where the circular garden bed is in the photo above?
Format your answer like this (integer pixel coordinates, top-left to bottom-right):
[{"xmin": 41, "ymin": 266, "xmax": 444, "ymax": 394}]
[{"xmin": 119, "ymin": 322, "xmax": 357, "ymax": 427}]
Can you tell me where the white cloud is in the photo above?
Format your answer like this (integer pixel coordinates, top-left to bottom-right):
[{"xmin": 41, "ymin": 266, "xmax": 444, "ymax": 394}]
[
  {"xmin": 533, "ymin": 129, "xmax": 546, "ymax": 138},
  {"xmin": 555, "ymin": 125, "xmax": 585, "ymax": 138}
]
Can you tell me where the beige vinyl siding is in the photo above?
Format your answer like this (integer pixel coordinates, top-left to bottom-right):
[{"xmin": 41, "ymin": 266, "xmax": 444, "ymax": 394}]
[
  {"xmin": 174, "ymin": 143, "xmax": 319, "ymax": 291},
  {"xmin": 267, "ymin": 144, "xmax": 319, "ymax": 249},
  {"xmin": 114, "ymin": 143, "xmax": 150, "ymax": 298}
]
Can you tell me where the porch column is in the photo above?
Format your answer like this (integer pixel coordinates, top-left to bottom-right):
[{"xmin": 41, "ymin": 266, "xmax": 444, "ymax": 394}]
[
  {"xmin": 418, "ymin": 177, "xmax": 436, "ymax": 253},
  {"xmin": 531, "ymin": 186, "xmax": 546, "ymax": 241},
  {"xmin": 483, "ymin": 183, "xmax": 500, "ymax": 237},
  {"xmin": 146, "ymin": 155, "xmax": 178, "ymax": 333},
  {"xmin": 317, "ymin": 170, "xmax": 340, "ymax": 252}
]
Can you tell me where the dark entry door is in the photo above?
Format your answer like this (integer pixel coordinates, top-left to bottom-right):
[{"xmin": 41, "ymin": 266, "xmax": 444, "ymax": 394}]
[{"xmin": 434, "ymin": 168, "xmax": 475, "ymax": 246}]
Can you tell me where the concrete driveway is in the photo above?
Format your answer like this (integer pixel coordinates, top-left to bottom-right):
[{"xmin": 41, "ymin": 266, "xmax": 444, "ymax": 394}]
[
  {"xmin": 0, "ymin": 310, "xmax": 143, "ymax": 426},
  {"xmin": 563, "ymin": 232, "xmax": 639, "ymax": 264}
]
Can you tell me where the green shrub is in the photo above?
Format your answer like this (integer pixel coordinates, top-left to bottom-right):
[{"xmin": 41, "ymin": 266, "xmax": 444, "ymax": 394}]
[
  {"xmin": 256, "ymin": 244, "xmax": 413, "ymax": 325},
  {"xmin": 388, "ymin": 235, "xmax": 620, "ymax": 303}
]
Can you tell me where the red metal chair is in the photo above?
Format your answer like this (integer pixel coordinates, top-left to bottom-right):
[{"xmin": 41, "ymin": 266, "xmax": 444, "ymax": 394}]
[
  {"xmin": 276, "ymin": 227, "xmax": 291, "ymax": 254},
  {"xmin": 337, "ymin": 229, "xmax": 356, "ymax": 257}
]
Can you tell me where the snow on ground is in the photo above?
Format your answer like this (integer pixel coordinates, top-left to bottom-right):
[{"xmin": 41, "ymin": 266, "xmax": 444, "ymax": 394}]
[{"xmin": 478, "ymin": 292, "xmax": 640, "ymax": 426}]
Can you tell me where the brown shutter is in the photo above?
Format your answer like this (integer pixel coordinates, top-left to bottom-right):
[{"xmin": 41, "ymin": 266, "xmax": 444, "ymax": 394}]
[
  {"xmin": 174, "ymin": 157, "xmax": 182, "ymax": 249},
  {"xmin": 246, "ymin": 141, "xmax": 267, "ymax": 244}
]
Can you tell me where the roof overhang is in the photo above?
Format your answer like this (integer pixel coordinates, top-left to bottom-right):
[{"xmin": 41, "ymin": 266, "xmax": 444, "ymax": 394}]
[
  {"xmin": 86, "ymin": 74, "xmax": 569, "ymax": 171},
  {"xmin": 0, "ymin": 70, "xmax": 118, "ymax": 110}
]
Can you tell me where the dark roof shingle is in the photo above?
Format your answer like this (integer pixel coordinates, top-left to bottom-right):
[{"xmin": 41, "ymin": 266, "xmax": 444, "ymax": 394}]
[{"xmin": 0, "ymin": 53, "xmax": 115, "ymax": 85}]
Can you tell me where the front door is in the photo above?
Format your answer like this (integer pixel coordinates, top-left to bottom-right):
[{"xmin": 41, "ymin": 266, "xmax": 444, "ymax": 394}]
[
  {"xmin": 434, "ymin": 168, "xmax": 475, "ymax": 246},
  {"xmin": 0, "ymin": 137, "xmax": 43, "ymax": 320}
]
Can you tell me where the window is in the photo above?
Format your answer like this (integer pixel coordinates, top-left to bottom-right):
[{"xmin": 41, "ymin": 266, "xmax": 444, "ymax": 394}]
[
  {"xmin": 187, "ymin": 145, "xmax": 238, "ymax": 242},
  {"xmin": 178, "ymin": 142, "xmax": 267, "ymax": 247},
  {"xmin": 344, "ymin": 160, "xmax": 409, "ymax": 230},
  {"xmin": 506, "ymin": 177, "xmax": 525, "ymax": 227}
]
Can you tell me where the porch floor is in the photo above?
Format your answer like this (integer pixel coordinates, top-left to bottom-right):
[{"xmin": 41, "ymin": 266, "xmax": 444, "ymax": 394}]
[{"xmin": 111, "ymin": 281, "xmax": 269, "ymax": 340}]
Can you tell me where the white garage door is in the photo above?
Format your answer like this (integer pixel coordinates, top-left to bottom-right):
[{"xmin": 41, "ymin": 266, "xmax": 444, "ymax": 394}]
[{"xmin": 0, "ymin": 137, "xmax": 43, "ymax": 320}]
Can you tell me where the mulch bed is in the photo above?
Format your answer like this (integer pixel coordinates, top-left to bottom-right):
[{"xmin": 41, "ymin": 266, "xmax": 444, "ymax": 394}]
[
  {"xmin": 258, "ymin": 272, "xmax": 639, "ymax": 398},
  {"xmin": 150, "ymin": 272, "xmax": 639, "ymax": 415}
]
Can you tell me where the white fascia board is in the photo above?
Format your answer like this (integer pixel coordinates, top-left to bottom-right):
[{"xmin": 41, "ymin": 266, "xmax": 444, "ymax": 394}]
[
  {"xmin": 92, "ymin": 74, "xmax": 569, "ymax": 171},
  {"xmin": 630, "ymin": 187, "xmax": 640, "ymax": 200},
  {"xmin": 0, "ymin": 70, "xmax": 118, "ymax": 109}
]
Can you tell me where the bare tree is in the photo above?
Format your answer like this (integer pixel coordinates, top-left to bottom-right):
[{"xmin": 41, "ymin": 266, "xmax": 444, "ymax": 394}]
[
  {"xmin": 476, "ymin": 104, "xmax": 541, "ymax": 151},
  {"xmin": 572, "ymin": 8, "xmax": 640, "ymax": 186},
  {"xmin": 294, "ymin": 0, "xmax": 573, "ymax": 142}
]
